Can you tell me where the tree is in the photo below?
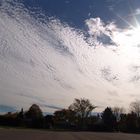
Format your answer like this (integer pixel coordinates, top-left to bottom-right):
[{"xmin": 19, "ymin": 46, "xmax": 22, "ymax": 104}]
[
  {"xmin": 54, "ymin": 109, "xmax": 75, "ymax": 122},
  {"xmin": 125, "ymin": 112, "xmax": 137, "ymax": 132},
  {"xmin": 26, "ymin": 104, "xmax": 43, "ymax": 119},
  {"xmin": 69, "ymin": 98, "xmax": 96, "ymax": 119},
  {"xmin": 25, "ymin": 104, "xmax": 43, "ymax": 128},
  {"xmin": 69, "ymin": 98, "xmax": 97, "ymax": 129},
  {"xmin": 54, "ymin": 109, "xmax": 76, "ymax": 129},
  {"xmin": 112, "ymin": 107, "xmax": 125, "ymax": 121},
  {"xmin": 17, "ymin": 108, "xmax": 24, "ymax": 119},
  {"xmin": 130, "ymin": 100, "xmax": 140, "ymax": 117},
  {"xmin": 102, "ymin": 107, "xmax": 116, "ymax": 131},
  {"xmin": 17, "ymin": 108, "xmax": 24, "ymax": 126},
  {"xmin": 44, "ymin": 115, "xmax": 54, "ymax": 129}
]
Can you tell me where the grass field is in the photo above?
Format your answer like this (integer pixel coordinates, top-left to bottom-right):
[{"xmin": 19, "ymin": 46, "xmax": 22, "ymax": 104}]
[{"xmin": 0, "ymin": 128, "xmax": 140, "ymax": 140}]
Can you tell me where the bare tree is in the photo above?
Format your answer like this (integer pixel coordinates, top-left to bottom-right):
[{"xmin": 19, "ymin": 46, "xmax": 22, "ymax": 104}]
[
  {"xmin": 69, "ymin": 98, "xmax": 97, "ymax": 119},
  {"xmin": 130, "ymin": 100, "xmax": 140, "ymax": 117},
  {"xmin": 69, "ymin": 98, "xmax": 97, "ymax": 129},
  {"xmin": 112, "ymin": 107, "xmax": 125, "ymax": 121}
]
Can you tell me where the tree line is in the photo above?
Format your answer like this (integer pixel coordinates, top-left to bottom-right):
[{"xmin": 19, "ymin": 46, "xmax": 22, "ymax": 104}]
[{"xmin": 0, "ymin": 98, "xmax": 140, "ymax": 133}]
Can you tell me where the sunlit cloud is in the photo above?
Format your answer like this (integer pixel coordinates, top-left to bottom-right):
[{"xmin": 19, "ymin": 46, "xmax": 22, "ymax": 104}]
[{"xmin": 134, "ymin": 8, "xmax": 140, "ymax": 16}]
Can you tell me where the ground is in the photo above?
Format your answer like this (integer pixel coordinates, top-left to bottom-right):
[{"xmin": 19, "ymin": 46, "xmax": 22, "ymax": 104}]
[{"xmin": 0, "ymin": 128, "xmax": 140, "ymax": 140}]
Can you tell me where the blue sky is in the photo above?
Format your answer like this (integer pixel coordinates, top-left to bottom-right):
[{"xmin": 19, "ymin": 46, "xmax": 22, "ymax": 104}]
[
  {"xmin": 22, "ymin": 0, "xmax": 140, "ymax": 28},
  {"xmin": 1, "ymin": 0, "xmax": 140, "ymax": 113}
]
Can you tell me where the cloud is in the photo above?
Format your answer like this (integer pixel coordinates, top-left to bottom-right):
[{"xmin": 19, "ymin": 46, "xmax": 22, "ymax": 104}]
[
  {"xmin": 85, "ymin": 17, "xmax": 106, "ymax": 38},
  {"xmin": 39, "ymin": 103, "xmax": 63, "ymax": 110},
  {"xmin": 106, "ymin": 0, "xmax": 127, "ymax": 11},
  {"xmin": 85, "ymin": 17, "xmax": 117, "ymax": 46},
  {"xmin": 101, "ymin": 66, "xmax": 118, "ymax": 82},
  {"xmin": 65, "ymin": 0, "xmax": 70, "ymax": 4},
  {"xmin": 0, "ymin": 0, "xmax": 140, "ymax": 112},
  {"xmin": 134, "ymin": 8, "xmax": 140, "ymax": 16},
  {"xmin": 131, "ymin": 75, "xmax": 140, "ymax": 82},
  {"xmin": 108, "ymin": 90, "xmax": 119, "ymax": 97},
  {"xmin": 127, "ymin": 8, "xmax": 140, "ymax": 18}
]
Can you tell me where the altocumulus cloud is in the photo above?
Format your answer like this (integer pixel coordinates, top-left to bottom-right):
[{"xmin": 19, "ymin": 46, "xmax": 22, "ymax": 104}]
[{"xmin": 0, "ymin": 0, "xmax": 140, "ymax": 112}]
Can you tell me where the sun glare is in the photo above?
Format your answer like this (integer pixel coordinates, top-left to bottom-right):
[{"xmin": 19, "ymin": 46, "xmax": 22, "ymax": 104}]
[
  {"xmin": 132, "ymin": 26, "xmax": 140, "ymax": 44},
  {"xmin": 114, "ymin": 26, "xmax": 140, "ymax": 47}
]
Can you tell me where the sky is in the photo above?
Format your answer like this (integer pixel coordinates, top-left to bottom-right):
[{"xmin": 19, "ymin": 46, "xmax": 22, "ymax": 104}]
[{"xmin": 1, "ymin": 0, "xmax": 140, "ymax": 113}]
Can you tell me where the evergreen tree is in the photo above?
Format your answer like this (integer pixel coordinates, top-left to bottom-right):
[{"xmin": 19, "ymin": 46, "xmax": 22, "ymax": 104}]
[{"xmin": 102, "ymin": 107, "xmax": 116, "ymax": 131}]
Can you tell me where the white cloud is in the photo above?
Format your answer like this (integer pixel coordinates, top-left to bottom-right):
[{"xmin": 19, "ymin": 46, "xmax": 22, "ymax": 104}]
[
  {"xmin": 135, "ymin": 8, "xmax": 140, "ymax": 15},
  {"xmin": 0, "ymin": 1, "xmax": 140, "ymax": 112},
  {"xmin": 85, "ymin": 17, "xmax": 117, "ymax": 47},
  {"xmin": 86, "ymin": 17, "xmax": 105, "ymax": 37}
]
